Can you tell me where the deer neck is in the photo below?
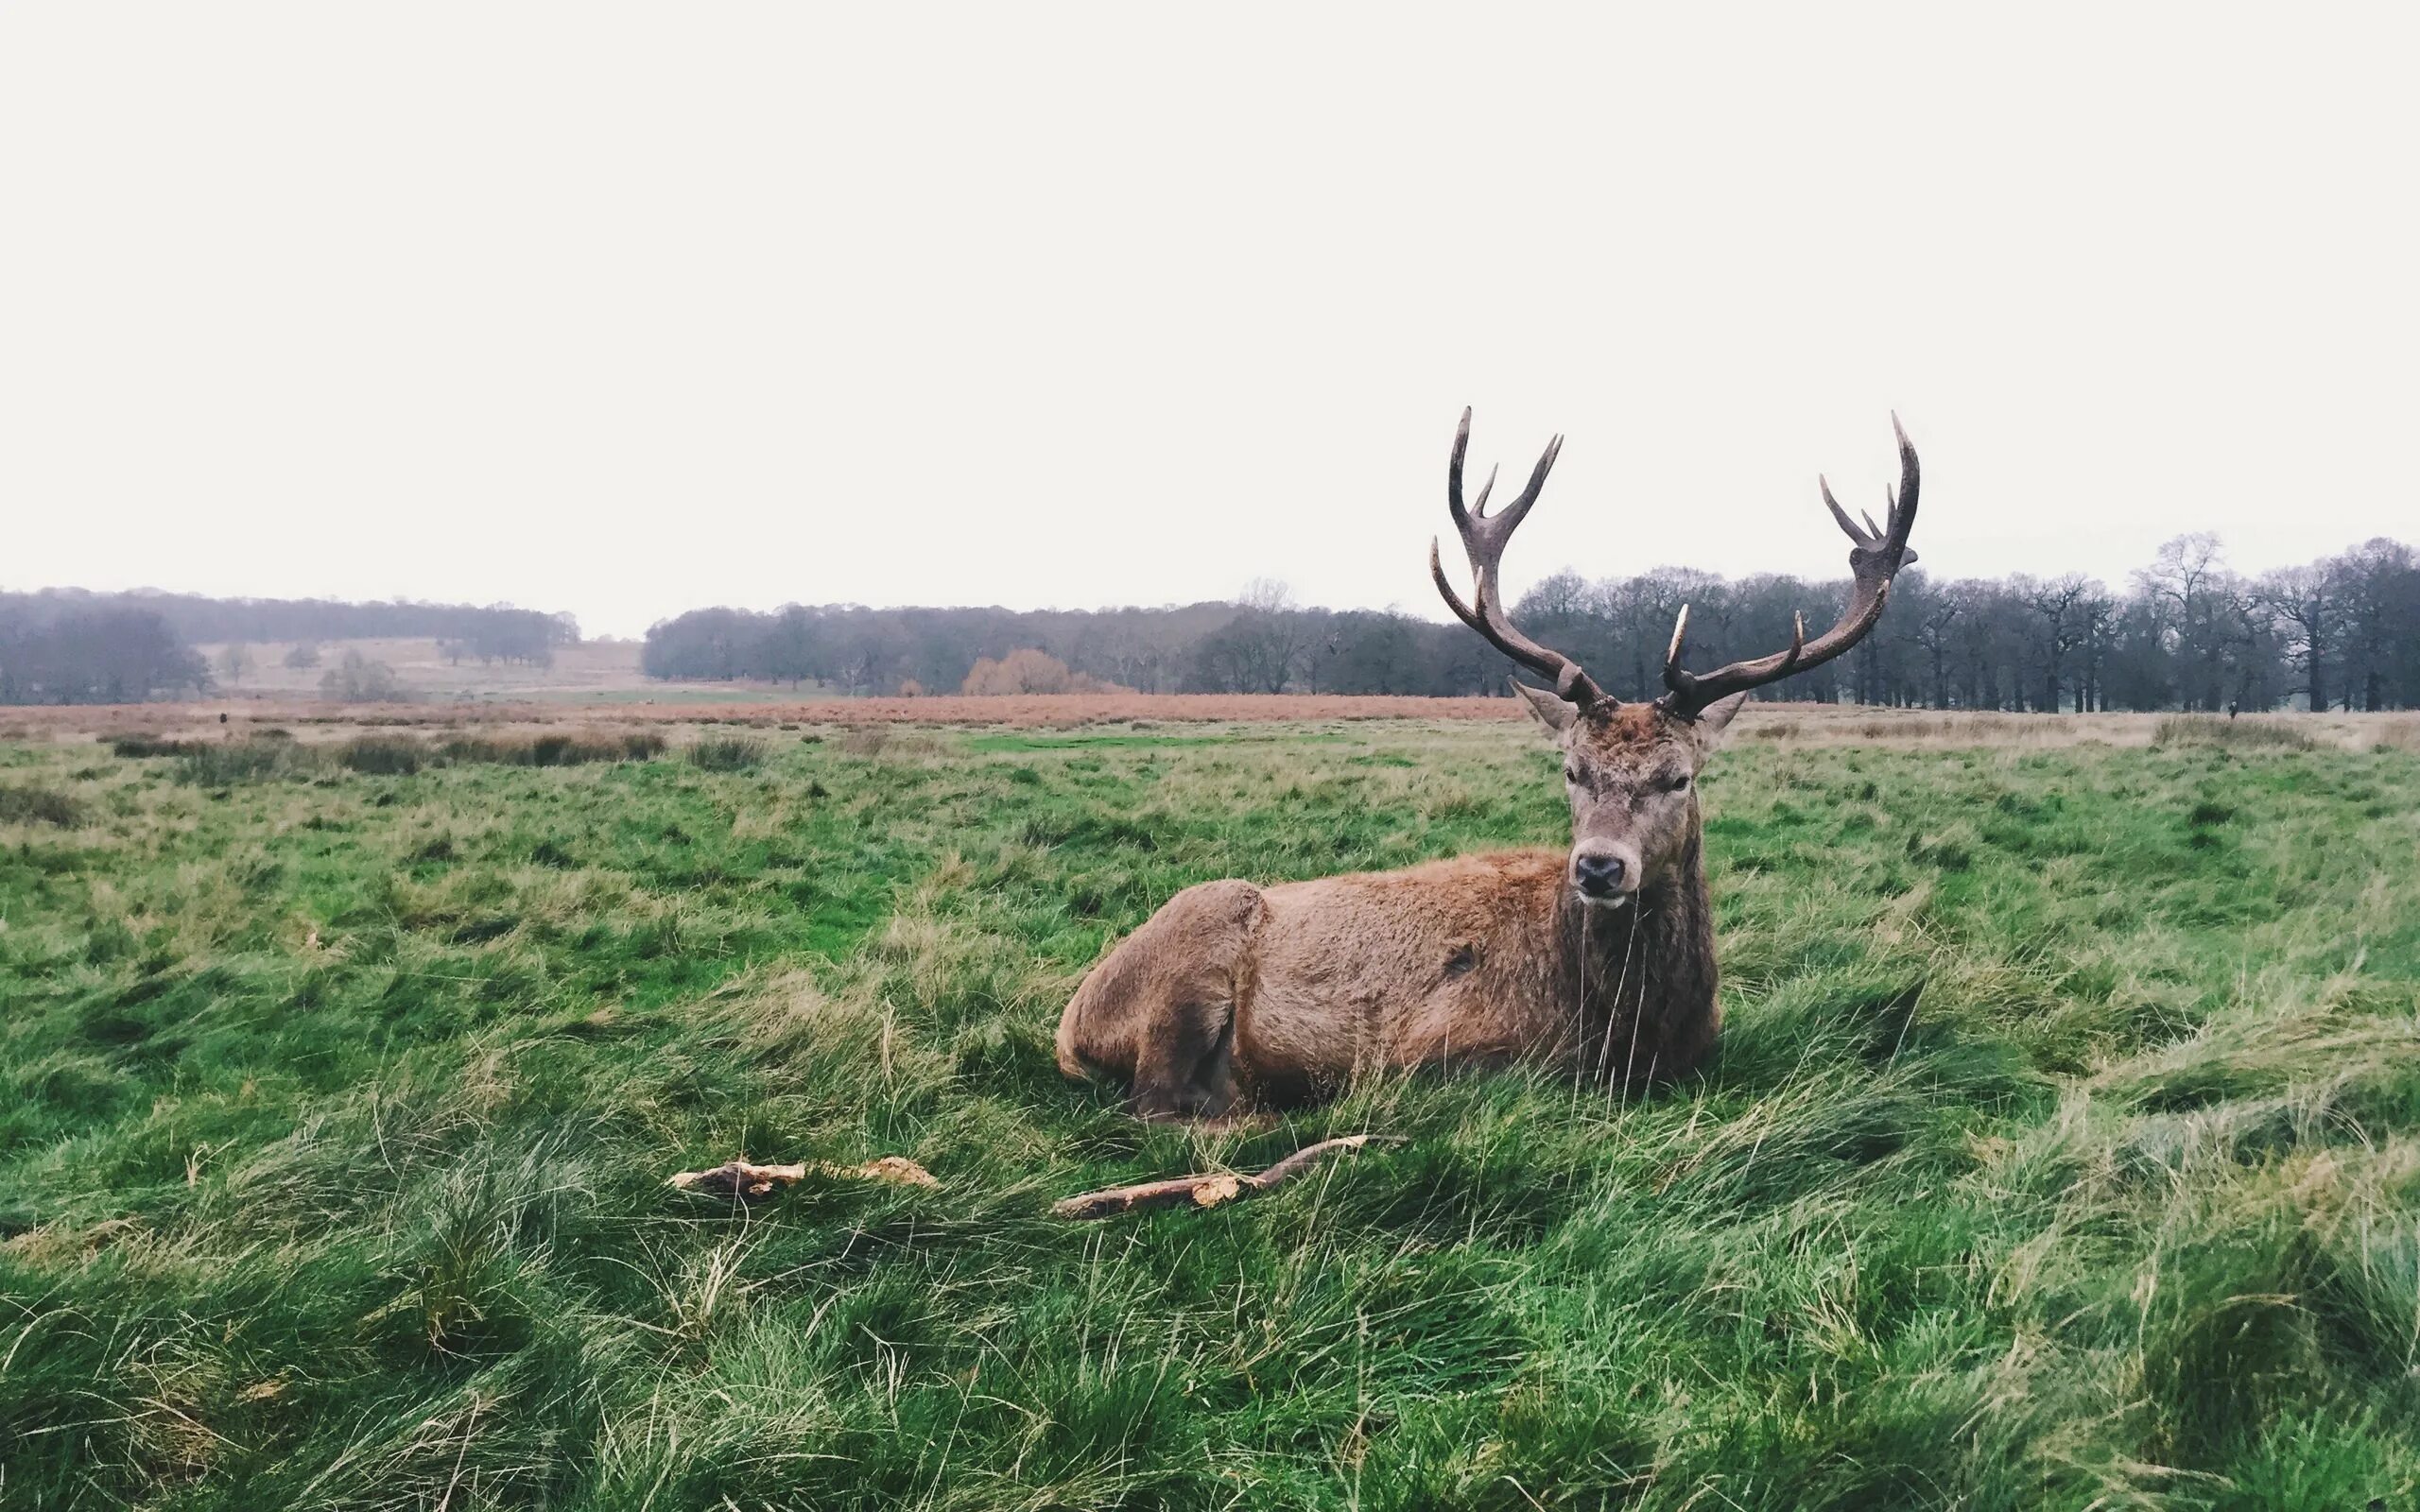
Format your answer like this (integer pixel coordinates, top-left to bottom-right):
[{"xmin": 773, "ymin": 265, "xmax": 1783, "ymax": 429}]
[{"xmin": 1558, "ymin": 824, "xmax": 1720, "ymax": 1082}]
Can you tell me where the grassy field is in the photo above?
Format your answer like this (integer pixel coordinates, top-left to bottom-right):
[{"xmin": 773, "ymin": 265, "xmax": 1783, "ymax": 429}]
[{"xmin": 3, "ymin": 716, "xmax": 2418, "ymax": 1509}]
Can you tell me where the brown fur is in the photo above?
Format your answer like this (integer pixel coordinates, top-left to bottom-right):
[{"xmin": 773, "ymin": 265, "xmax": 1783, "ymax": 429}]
[{"xmin": 1055, "ymin": 692, "xmax": 1745, "ymax": 1121}]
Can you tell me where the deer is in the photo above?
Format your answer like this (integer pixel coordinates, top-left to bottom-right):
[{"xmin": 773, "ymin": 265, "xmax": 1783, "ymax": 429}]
[{"xmin": 1054, "ymin": 409, "xmax": 1921, "ymax": 1125}]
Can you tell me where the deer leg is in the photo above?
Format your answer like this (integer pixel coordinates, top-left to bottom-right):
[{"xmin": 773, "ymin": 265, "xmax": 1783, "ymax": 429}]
[
  {"xmin": 1058, "ymin": 879, "xmax": 1264, "ymax": 1122},
  {"xmin": 1195, "ymin": 1012, "xmax": 1240, "ymax": 1118}
]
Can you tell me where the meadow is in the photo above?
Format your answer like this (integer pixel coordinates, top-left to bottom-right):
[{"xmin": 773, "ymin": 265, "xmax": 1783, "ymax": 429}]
[{"xmin": 3, "ymin": 712, "xmax": 2418, "ymax": 1509}]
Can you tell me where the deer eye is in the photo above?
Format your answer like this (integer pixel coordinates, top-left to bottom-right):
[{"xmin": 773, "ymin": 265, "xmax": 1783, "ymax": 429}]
[
  {"xmin": 1564, "ymin": 765, "xmax": 1582, "ymax": 785},
  {"xmin": 1668, "ymin": 773, "xmax": 1691, "ymax": 792}
]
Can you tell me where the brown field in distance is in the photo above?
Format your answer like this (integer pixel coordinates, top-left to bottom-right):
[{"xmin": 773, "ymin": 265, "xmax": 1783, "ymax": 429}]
[
  {"xmin": 110, "ymin": 636, "xmax": 2412, "ymax": 752},
  {"xmin": 6, "ymin": 691, "xmax": 2416, "ymax": 753}
]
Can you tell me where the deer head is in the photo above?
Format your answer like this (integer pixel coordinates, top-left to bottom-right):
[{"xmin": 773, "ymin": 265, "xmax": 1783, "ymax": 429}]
[{"xmin": 1432, "ymin": 408, "xmax": 1921, "ymax": 907}]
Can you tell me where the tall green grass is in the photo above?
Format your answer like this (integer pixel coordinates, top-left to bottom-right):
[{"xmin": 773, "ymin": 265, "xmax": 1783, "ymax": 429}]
[{"xmin": 2, "ymin": 723, "xmax": 2415, "ymax": 1508}]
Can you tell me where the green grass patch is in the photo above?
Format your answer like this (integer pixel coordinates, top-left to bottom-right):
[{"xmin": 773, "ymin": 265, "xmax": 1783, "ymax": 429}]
[{"xmin": 2, "ymin": 723, "xmax": 2416, "ymax": 1508}]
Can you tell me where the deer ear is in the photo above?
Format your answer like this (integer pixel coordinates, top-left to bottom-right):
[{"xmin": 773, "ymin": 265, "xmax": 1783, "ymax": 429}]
[
  {"xmin": 1511, "ymin": 679, "xmax": 1581, "ymax": 733},
  {"xmin": 1692, "ymin": 692, "xmax": 1752, "ymax": 747}
]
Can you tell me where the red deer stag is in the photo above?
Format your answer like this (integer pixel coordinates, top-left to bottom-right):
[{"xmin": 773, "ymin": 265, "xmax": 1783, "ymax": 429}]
[{"xmin": 1056, "ymin": 410, "xmax": 1921, "ymax": 1122}]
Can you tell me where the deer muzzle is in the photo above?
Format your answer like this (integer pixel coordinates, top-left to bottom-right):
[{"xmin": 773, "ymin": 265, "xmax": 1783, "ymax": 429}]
[{"xmin": 1570, "ymin": 845, "xmax": 1638, "ymax": 907}]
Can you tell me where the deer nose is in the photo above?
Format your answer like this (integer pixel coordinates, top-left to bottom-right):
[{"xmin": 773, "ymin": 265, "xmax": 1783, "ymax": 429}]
[{"xmin": 1573, "ymin": 852, "xmax": 1627, "ymax": 897}]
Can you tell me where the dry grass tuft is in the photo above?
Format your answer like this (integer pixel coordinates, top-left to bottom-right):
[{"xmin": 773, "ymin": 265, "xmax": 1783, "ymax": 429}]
[
  {"xmin": 685, "ymin": 734, "xmax": 769, "ymax": 771},
  {"xmin": 0, "ymin": 782, "xmax": 86, "ymax": 827},
  {"xmin": 2152, "ymin": 714, "xmax": 2322, "ymax": 750}
]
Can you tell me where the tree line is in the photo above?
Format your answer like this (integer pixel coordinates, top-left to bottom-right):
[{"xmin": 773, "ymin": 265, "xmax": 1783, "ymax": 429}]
[
  {"xmin": 636, "ymin": 591, "xmax": 1516, "ymax": 698},
  {"xmin": 2, "ymin": 588, "xmax": 580, "ymax": 657},
  {"xmin": 0, "ymin": 592, "xmax": 578, "ymax": 705},
  {"xmin": 0, "ymin": 609, "xmax": 210, "ymax": 705},
  {"xmin": 1511, "ymin": 533, "xmax": 2420, "ymax": 713},
  {"xmin": 9, "ymin": 531, "xmax": 2415, "ymax": 709},
  {"xmin": 638, "ymin": 534, "xmax": 2420, "ymax": 712}
]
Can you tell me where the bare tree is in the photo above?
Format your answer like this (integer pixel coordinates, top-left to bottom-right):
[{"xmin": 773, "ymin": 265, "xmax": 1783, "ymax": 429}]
[
  {"xmin": 2333, "ymin": 539, "xmax": 2420, "ymax": 711},
  {"xmin": 2072, "ymin": 586, "xmax": 2116, "ymax": 712},
  {"xmin": 319, "ymin": 650, "xmax": 405, "ymax": 702},
  {"xmin": 2256, "ymin": 563, "xmax": 2337, "ymax": 711},
  {"xmin": 2135, "ymin": 534, "xmax": 2234, "ymax": 711},
  {"xmin": 2016, "ymin": 574, "xmax": 2095, "ymax": 713},
  {"xmin": 1910, "ymin": 585, "xmax": 1963, "ymax": 709},
  {"xmin": 1237, "ymin": 577, "xmax": 1295, "ymax": 613}
]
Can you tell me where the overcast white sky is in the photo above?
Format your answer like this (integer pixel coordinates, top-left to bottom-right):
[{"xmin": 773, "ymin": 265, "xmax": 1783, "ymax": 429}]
[{"xmin": 4, "ymin": 6, "xmax": 2414, "ymax": 640}]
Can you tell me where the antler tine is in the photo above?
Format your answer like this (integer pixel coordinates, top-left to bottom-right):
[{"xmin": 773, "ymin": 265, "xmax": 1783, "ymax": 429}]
[
  {"xmin": 1821, "ymin": 476, "xmax": 1862, "ymax": 541},
  {"xmin": 1662, "ymin": 418, "xmax": 1921, "ymax": 717},
  {"xmin": 1434, "ymin": 410, "xmax": 1607, "ymax": 710},
  {"xmin": 1494, "ymin": 433, "xmax": 1563, "ymax": 536},
  {"xmin": 1429, "ymin": 537, "xmax": 1493, "ymax": 640},
  {"xmin": 1446, "ymin": 406, "xmax": 1476, "ymax": 528}
]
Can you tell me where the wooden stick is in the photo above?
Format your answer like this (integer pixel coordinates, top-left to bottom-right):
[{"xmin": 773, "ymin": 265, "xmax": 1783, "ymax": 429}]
[
  {"xmin": 668, "ymin": 1155, "xmax": 938, "ymax": 1201},
  {"xmin": 1049, "ymin": 1134, "xmax": 1405, "ymax": 1222}
]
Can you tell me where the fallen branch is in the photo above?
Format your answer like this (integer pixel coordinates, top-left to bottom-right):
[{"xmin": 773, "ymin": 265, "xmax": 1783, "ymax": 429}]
[
  {"xmin": 1049, "ymin": 1134, "xmax": 1405, "ymax": 1222},
  {"xmin": 668, "ymin": 1155, "xmax": 939, "ymax": 1202}
]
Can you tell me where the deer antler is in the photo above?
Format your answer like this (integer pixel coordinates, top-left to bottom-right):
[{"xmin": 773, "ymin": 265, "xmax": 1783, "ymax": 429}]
[
  {"xmin": 1430, "ymin": 408, "xmax": 1608, "ymax": 709},
  {"xmin": 1661, "ymin": 416, "xmax": 1921, "ymax": 717}
]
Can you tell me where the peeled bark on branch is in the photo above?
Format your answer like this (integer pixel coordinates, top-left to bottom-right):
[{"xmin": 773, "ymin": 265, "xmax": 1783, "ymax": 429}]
[
  {"xmin": 1049, "ymin": 1134, "xmax": 1404, "ymax": 1222},
  {"xmin": 668, "ymin": 1156, "xmax": 939, "ymax": 1201}
]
